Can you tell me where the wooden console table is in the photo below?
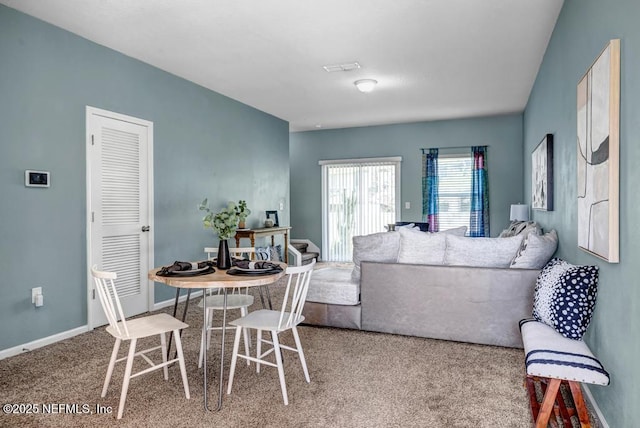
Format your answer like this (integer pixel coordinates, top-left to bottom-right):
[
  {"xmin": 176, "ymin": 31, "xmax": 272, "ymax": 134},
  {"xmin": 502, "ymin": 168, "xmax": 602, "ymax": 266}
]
[{"xmin": 234, "ymin": 226, "xmax": 291, "ymax": 263}]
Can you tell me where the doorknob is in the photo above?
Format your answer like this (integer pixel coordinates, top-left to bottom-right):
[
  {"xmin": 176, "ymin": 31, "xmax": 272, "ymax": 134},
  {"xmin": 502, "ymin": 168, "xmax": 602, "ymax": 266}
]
[{"xmin": 142, "ymin": 226, "xmax": 150, "ymax": 232}]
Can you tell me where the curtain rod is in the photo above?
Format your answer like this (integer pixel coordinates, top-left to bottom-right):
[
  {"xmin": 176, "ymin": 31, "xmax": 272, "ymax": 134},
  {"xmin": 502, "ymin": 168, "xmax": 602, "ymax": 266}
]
[{"xmin": 420, "ymin": 145, "xmax": 488, "ymax": 153}]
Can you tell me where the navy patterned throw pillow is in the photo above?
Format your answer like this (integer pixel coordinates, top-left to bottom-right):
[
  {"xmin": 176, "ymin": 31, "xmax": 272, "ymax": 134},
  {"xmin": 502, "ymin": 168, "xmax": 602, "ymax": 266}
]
[
  {"xmin": 255, "ymin": 245, "xmax": 283, "ymax": 262},
  {"xmin": 532, "ymin": 258, "xmax": 599, "ymax": 340},
  {"xmin": 255, "ymin": 247, "xmax": 271, "ymax": 261}
]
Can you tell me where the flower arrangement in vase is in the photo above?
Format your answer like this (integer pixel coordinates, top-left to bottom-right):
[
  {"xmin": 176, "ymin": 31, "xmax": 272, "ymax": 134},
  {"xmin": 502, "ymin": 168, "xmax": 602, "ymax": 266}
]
[
  {"xmin": 198, "ymin": 199, "xmax": 239, "ymax": 269},
  {"xmin": 235, "ymin": 200, "xmax": 251, "ymax": 229}
]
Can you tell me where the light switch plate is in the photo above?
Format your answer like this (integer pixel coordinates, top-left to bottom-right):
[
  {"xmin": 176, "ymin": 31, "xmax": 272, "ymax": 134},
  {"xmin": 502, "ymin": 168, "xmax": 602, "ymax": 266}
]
[{"xmin": 32, "ymin": 287, "xmax": 42, "ymax": 304}]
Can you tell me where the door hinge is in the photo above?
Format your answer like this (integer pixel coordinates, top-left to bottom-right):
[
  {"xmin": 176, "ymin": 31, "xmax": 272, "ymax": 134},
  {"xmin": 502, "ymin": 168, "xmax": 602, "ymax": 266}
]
[
  {"xmin": 91, "ymin": 212, "xmax": 95, "ymax": 222},
  {"xmin": 91, "ymin": 134, "xmax": 95, "ymax": 145},
  {"xmin": 92, "ymin": 289, "xmax": 96, "ymax": 300}
]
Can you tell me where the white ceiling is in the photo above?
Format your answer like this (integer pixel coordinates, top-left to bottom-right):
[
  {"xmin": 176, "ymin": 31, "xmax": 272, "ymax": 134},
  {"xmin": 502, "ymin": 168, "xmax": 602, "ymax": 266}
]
[{"xmin": 1, "ymin": 0, "xmax": 563, "ymax": 132}]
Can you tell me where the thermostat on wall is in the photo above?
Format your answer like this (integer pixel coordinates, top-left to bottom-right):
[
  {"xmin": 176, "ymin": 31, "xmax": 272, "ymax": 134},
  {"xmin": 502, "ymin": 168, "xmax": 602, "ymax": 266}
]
[{"xmin": 25, "ymin": 170, "xmax": 50, "ymax": 187}]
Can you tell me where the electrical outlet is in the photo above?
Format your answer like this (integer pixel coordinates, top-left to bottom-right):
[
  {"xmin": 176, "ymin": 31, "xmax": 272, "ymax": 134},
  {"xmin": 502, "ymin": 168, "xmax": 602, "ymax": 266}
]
[
  {"xmin": 405, "ymin": 201, "xmax": 411, "ymax": 209},
  {"xmin": 32, "ymin": 287, "xmax": 42, "ymax": 304}
]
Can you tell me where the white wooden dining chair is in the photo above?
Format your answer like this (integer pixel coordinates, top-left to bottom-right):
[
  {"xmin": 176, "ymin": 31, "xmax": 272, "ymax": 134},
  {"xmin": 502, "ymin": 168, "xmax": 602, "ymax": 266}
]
[
  {"xmin": 227, "ymin": 259, "xmax": 315, "ymax": 405},
  {"xmin": 197, "ymin": 247, "xmax": 256, "ymax": 368},
  {"xmin": 91, "ymin": 266, "xmax": 190, "ymax": 419}
]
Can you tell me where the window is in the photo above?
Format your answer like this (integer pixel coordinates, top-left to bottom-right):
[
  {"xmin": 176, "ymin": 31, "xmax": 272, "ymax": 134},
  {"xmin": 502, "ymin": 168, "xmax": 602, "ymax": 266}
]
[
  {"xmin": 437, "ymin": 153, "xmax": 473, "ymax": 231},
  {"xmin": 423, "ymin": 147, "xmax": 488, "ymax": 236},
  {"xmin": 320, "ymin": 157, "xmax": 401, "ymax": 262}
]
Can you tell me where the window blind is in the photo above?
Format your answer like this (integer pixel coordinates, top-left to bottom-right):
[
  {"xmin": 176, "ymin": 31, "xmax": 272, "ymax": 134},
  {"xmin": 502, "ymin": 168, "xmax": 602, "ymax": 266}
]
[
  {"xmin": 437, "ymin": 154, "xmax": 473, "ymax": 231},
  {"xmin": 322, "ymin": 159, "xmax": 400, "ymax": 261}
]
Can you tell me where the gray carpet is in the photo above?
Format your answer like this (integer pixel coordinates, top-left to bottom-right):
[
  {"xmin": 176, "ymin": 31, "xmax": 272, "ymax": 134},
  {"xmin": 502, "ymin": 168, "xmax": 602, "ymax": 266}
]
[{"xmin": 0, "ymin": 288, "xmax": 595, "ymax": 428}]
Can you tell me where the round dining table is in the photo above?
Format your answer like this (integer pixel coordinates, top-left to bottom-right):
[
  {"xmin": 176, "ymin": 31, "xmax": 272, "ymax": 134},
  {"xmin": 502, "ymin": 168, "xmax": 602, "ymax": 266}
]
[{"xmin": 148, "ymin": 263, "xmax": 286, "ymax": 411}]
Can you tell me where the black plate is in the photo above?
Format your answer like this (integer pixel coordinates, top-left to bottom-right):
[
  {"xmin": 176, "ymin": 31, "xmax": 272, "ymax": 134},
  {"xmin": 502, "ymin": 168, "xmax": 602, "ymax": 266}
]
[
  {"xmin": 157, "ymin": 266, "xmax": 215, "ymax": 277},
  {"xmin": 226, "ymin": 268, "xmax": 282, "ymax": 276}
]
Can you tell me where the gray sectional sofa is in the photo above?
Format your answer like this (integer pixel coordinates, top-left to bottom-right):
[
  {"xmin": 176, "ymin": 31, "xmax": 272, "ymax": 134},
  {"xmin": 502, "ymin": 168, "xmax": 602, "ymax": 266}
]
[{"xmin": 301, "ymin": 224, "xmax": 558, "ymax": 348}]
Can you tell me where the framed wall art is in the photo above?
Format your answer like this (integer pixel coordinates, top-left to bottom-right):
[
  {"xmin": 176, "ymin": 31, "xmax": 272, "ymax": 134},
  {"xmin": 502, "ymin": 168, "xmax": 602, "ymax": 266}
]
[
  {"xmin": 577, "ymin": 39, "xmax": 620, "ymax": 263},
  {"xmin": 265, "ymin": 210, "xmax": 279, "ymax": 227},
  {"xmin": 532, "ymin": 134, "xmax": 554, "ymax": 211}
]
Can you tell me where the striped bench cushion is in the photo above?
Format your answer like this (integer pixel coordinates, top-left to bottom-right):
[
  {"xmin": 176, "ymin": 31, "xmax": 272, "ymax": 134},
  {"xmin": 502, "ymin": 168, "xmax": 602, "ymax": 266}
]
[{"xmin": 519, "ymin": 318, "xmax": 609, "ymax": 386}]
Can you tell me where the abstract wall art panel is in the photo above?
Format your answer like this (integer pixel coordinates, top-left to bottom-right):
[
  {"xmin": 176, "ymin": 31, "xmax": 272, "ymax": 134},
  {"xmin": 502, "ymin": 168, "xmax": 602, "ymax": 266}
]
[
  {"xmin": 577, "ymin": 39, "xmax": 620, "ymax": 263},
  {"xmin": 532, "ymin": 134, "xmax": 553, "ymax": 211}
]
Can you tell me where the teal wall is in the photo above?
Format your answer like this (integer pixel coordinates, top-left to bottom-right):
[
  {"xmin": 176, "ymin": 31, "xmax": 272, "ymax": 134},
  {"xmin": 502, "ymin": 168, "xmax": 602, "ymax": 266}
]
[
  {"xmin": 0, "ymin": 6, "xmax": 289, "ymax": 350},
  {"xmin": 4, "ymin": 1, "xmax": 635, "ymax": 423},
  {"xmin": 290, "ymin": 115, "xmax": 524, "ymax": 249},
  {"xmin": 523, "ymin": 0, "xmax": 639, "ymax": 426}
]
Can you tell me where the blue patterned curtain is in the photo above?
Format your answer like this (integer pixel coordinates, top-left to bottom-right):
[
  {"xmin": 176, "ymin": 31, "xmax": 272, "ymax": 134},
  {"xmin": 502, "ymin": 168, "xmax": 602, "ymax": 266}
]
[
  {"xmin": 469, "ymin": 146, "xmax": 489, "ymax": 237},
  {"xmin": 422, "ymin": 148, "xmax": 439, "ymax": 232}
]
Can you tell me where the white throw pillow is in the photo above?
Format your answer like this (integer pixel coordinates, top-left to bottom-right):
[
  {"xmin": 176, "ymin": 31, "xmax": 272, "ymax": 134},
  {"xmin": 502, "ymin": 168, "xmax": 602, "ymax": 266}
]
[
  {"xmin": 351, "ymin": 232, "xmax": 401, "ymax": 282},
  {"xmin": 441, "ymin": 226, "xmax": 467, "ymax": 236},
  {"xmin": 444, "ymin": 234, "xmax": 524, "ymax": 268},
  {"xmin": 397, "ymin": 227, "xmax": 447, "ymax": 265},
  {"xmin": 510, "ymin": 230, "xmax": 558, "ymax": 269}
]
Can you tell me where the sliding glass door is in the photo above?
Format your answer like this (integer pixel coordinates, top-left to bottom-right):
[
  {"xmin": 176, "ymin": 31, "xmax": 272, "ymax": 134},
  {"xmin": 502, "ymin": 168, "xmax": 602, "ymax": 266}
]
[{"xmin": 320, "ymin": 157, "xmax": 401, "ymax": 261}]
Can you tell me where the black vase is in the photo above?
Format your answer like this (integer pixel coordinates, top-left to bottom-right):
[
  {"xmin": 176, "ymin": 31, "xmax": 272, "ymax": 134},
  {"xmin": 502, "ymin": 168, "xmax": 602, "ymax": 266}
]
[{"xmin": 217, "ymin": 239, "xmax": 232, "ymax": 269}]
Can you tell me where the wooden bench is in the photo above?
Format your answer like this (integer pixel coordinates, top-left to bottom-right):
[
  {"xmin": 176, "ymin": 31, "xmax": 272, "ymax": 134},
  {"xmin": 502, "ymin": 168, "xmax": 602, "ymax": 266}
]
[{"xmin": 519, "ymin": 319, "xmax": 609, "ymax": 428}]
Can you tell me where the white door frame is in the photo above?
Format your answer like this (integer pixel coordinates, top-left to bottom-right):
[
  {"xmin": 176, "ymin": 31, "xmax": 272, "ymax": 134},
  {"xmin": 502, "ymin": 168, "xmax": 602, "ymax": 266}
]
[
  {"xmin": 319, "ymin": 156, "xmax": 402, "ymax": 261},
  {"xmin": 85, "ymin": 106, "xmax": 155, "ymax": 329}
]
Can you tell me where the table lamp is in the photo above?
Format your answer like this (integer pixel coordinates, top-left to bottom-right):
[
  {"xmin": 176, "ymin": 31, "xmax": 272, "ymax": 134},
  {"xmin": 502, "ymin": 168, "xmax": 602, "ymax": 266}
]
[{"xmin": 510, "ymin": 204, "xmax": 530, "ymax": 222}]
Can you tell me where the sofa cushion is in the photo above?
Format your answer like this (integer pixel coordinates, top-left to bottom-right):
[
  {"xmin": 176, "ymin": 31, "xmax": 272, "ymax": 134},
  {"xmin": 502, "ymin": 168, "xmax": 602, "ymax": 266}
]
[
  {"xmin": 396, "ymin": 227, "xmax": 447, "ymax": 265},
  {"xmin": 532, "ymin": 258, "xmax": 599, "ymax": 340},
  {"xmin": 352, "ymin": 226, "xmax": 469, "ymax": 279},
  {"xmin": 307, "ymin": 266, "xmax": 360, "ymax": 306},
  {"xmin": 351, "ymin": 231, "xmax": 400, "ymax": 282},
  {"xmin": 444, "ymin": 234, "xmax": 523, "ymax": 268},
  {"xmin": 510, "ymin": 230, "xmax": 558, "ymax": 269}
]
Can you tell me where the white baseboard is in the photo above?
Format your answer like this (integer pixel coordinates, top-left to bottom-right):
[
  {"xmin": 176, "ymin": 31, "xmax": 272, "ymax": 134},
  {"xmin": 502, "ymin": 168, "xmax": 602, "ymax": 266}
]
[
  {"xmin": 0, "ymin": 326, "xmax": 89, "ymax": 361},
  {"xmin": 583, "ymin": 384, "xmax": 610, "ymax": 428},
  {"xmin": 0, "ymin": 292, "xmax": 204, "ymax": 361},
  {"xmin": 153, "ymin": 289, "xmax": 203, "ymax": 311}
]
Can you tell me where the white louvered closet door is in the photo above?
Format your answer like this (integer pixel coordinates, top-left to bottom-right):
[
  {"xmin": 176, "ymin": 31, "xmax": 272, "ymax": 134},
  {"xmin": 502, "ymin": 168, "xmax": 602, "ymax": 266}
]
[{"xmin": 88, "ymin": 109, "xmax": 152, "ymax": 328}]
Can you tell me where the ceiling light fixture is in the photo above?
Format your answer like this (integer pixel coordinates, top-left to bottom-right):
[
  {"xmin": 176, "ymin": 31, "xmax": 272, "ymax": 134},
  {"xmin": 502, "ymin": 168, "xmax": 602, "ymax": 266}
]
[
  {"xmin": 323, "ymin": 62, "xmax": 361, "ymax": 72},
  {"xmin": 354, "ymin": 79, "xmax": 377, "ymax": 93}
]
